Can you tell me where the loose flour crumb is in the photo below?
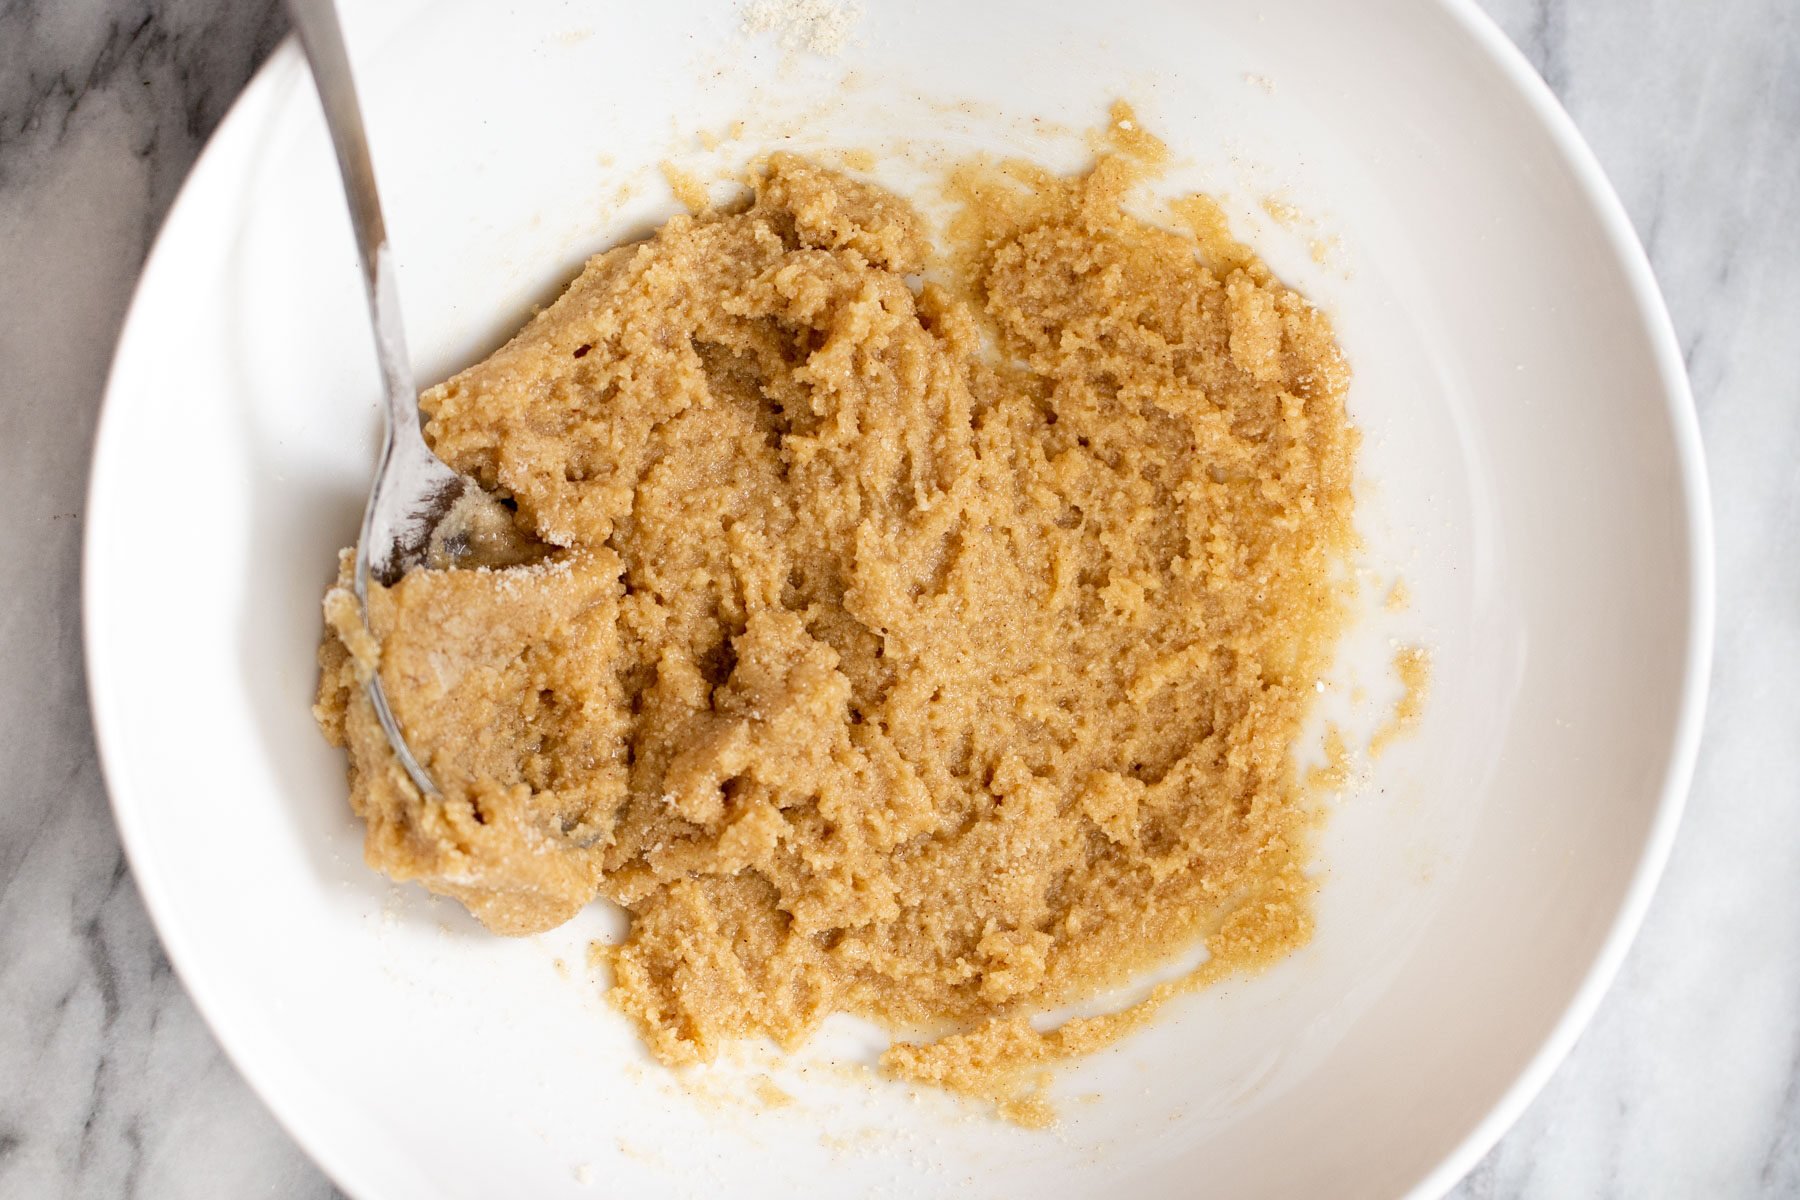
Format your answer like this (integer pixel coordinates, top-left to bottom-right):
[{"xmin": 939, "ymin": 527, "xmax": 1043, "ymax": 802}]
[{"xmin": 742, "ymin": 0, "xmax": 860, "ymax": 55}]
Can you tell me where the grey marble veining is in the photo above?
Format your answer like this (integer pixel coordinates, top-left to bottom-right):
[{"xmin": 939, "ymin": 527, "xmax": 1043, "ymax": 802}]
[
  {"xmin": 1, "ymin": 1, "xmax": 1796, "ymax": 1197},
  {"xmin": 0, "ymin": 3, "xmax": 326, "ymax": 1197}
]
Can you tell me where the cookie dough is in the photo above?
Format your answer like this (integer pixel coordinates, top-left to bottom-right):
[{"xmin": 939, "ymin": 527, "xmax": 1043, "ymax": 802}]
[{"xmin": 315, "ymin": 108, "xmax": 1356, "ymax": 1113}]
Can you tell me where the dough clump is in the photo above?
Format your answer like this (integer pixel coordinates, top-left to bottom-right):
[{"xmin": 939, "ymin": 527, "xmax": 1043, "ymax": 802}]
[{"xmin": 316, "ymin": 114, "xmax": 1356, "ymax": 1113}]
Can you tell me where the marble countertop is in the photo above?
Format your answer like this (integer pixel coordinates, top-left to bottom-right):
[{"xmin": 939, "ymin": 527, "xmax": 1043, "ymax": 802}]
[{"xmin": 1, "ymin": 0, "xmax": 1795, "ymax": 1195}]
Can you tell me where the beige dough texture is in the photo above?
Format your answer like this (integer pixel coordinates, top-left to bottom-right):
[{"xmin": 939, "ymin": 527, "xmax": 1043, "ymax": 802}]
[{"xmin": 315, "ymin": 107, "xmax": 1357, "ymax": 1118}]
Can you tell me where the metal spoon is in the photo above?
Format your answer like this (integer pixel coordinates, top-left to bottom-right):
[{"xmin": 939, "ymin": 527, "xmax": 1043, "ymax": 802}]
[{"xmin": 289, "ymin": 0, "xmax": 470, "ymax": 796}]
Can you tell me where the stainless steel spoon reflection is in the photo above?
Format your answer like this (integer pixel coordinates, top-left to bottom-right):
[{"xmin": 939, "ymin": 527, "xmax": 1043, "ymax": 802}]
[{"xmin": 289, "ymin": 0, "xmax": 533, "ymax": 796}]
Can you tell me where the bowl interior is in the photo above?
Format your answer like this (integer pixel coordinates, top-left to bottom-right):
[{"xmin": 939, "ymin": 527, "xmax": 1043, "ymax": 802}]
[{"xmin": 86, "ymin": 0, "xmax": 1705, "ymax": 1196}]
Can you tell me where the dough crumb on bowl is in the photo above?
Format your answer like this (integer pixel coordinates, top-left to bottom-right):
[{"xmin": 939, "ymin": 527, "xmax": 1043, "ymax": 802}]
[
  {"xmin": 659, "ymin": 162, "xmax": 712, "ymax": 215},
  {"xmin": 1370, "ymin": 644, "xmax": 1432, "ymax": 755},
  {"xmin": 314, "ymin": 105, "xmax": 1360, "ymax": 1124}
]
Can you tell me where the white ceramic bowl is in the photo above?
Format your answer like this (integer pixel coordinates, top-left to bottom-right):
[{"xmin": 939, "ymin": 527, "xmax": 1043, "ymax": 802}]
[{"xmin": 85, "ymin": 1, "xmax": 1710, "ymax": 1196}]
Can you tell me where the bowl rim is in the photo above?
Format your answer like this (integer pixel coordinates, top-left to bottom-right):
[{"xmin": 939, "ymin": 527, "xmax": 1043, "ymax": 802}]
[
  {"xmin": 1389, "ymin": 2, "xmax": 1714, "ymax": 1194},
  {"xmin": 82, "ymin": 2, "xmax": 1715, "ymax": 1196}
]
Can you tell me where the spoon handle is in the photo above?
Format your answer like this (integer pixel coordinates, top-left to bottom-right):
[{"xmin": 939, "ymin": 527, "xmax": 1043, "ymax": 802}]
[
  {"xmin": 288, "ymin": 0, "xmax": 441, "ymax": 797},
  {"xmin": 286, "ymin": 0, "xmax": 422, "ymax": 462}
]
